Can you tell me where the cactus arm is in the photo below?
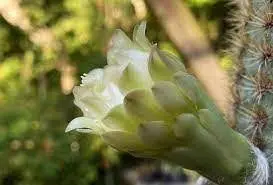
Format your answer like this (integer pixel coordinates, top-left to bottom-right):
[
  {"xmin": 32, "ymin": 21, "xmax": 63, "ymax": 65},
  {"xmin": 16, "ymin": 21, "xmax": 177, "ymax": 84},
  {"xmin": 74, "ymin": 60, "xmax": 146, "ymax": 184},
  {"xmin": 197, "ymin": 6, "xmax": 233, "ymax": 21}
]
[{"xmin": 230, "ymin": 0, "xmax": 273, "ymax": 184}]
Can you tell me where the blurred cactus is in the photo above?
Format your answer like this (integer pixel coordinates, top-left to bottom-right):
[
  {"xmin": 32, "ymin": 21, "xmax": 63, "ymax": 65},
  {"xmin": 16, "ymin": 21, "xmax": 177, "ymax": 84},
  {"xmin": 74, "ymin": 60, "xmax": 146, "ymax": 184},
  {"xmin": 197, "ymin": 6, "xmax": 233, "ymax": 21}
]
[
  {"xmin": 66, "ymin": 22, "xmax": 262, "ymax": 185},
  {"xmin": 231, "ymin": 0, "xmax": 273, "ymax": 184}
]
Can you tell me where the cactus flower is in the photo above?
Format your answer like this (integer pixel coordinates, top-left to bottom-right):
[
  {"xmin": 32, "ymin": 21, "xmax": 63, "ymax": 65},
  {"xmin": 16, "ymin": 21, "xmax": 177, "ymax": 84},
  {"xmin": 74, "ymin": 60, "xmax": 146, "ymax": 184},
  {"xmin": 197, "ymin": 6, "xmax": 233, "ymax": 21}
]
[
  {"xmin": 66, "ymin": 22, "xmax": 259, "ymax": 185},
  {"xmin": 65, "ymin": 22, "xmax": 190, "ymax": 156}
]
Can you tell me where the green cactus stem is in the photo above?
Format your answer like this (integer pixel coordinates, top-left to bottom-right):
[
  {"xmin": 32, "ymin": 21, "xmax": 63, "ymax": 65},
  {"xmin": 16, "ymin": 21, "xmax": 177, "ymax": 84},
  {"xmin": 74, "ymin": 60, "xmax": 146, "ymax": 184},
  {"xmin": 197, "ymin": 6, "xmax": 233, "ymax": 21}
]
[{"xmin": 230, "ymin": 0, "xmax": 273, "ymax": 184}]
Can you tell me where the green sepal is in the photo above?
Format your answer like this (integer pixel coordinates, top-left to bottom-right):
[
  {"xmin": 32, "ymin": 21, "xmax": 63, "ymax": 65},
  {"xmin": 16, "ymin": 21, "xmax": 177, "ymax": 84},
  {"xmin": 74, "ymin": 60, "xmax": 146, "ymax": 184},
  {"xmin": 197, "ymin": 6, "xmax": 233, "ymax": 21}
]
[
  {"xmin": 172, "ymin": 72, "xmax": 199, "ymax": 105},
  {"xmin": 172, "ymin": 113, "xmax": 199, "ymax": 144},
  {"xmin": 118, "ymin": 63, "xmax": 151, "ymax": 93},
  {"xmin": 102, "ymin": 131, "xmax": 146, "ymax": 152},
  {"xmin": 138, "ymin": 121, "xmax": 177, "ymax": 149},
  {"xmin": 152, "ymin": 81, "xmax": 195, "ymax": 116},
  {"xmin": 148, "ymin": 46, "xmax": 186, "ymax": 82},
  {"xmin": 102, "ymin": 104, "xmax": 138, "ymax": 132},
  {"xmin": 124, "ymin": 89, "xmax": 171, "ymax": 122},
  {"xmin": 173, "ymin": 71, "xmax": 224, "ymax": 119},
  {"xmin": 198, "ymin": 109, "xmax": 233, "ymax": 145}
]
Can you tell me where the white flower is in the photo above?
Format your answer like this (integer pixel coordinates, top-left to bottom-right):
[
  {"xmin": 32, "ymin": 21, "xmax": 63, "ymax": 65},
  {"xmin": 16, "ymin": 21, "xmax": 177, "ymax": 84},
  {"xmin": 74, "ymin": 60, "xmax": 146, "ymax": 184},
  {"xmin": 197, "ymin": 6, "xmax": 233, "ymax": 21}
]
[
  {"xmin": 66, "ymin": 22, "xmax": 153, "ymax": 133},
  {"xmin": 65, "ymin": 21, "xmax": 188, "ymax": 154}
]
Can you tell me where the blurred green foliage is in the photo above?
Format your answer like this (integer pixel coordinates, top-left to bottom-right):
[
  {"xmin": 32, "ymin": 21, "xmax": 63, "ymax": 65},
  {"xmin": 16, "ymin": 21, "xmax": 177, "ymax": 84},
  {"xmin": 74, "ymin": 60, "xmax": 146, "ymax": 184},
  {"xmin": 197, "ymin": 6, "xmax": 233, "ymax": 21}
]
[{"xmin": 0, "ymin": 0, "xmax": 231, "ymax": 184}]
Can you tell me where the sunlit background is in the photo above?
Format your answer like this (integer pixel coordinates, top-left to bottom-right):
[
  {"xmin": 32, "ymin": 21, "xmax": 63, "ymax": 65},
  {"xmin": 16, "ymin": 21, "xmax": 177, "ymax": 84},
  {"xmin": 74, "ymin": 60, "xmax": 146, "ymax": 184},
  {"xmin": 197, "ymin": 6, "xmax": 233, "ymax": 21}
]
[{"xmin": 0, "ymin": 0, "xmax": 233, "ymax": 184}]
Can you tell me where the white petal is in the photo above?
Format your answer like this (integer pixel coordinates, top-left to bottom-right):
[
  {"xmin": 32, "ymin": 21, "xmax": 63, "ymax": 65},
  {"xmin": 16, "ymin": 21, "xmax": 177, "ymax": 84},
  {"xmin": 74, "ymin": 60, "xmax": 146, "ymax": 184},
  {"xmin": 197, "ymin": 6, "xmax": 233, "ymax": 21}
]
[
  {"xmin": 73, "ymin": 86, "xmax": 107, "ymax": 118},
  {"xmin": 103, "ymin": 64, "xmax": 124, "ymax": 84},
  {"xmin": 102, "ymin": 64, "xmax": 125, "ymax": 102},
  {"xmin": 73, "ymin": 86, "xmax": 94, "ymax": 101},
  {"xmin": 101, "ymin": 83, "xmax": 124, "ymax": 107},
  {"xmin": 126, "ymin": 49, "xmax": 149, "ymax": 66},
  {"xmin": 133, "ymin": 21, "xmax": 151, "ymax": 50},
  {"xmin": 129, "ymin": 51, "xmax": 152, "ymax": 80},
  {"xmin": 74, "ymin": 98, "xmax": 109, "ymax": 119},
  {"xmin": 73, "ymin": 75, "xmax": 124, "ymax": 120},
  {"xmin": 119, "ymin": 50, "xmax": 153, "ymax": 87},
  {"xmin": 81, "ymin": 68, "xmax": 104, "ymax": 86},
  {"xmin": 109, "ymin": 29, "xmax": 134, "ymax": 50},
  {"xmin": 107, "ymin": 29, "xmax": 149, "ymax": 67},
  {"xmin": 107, "ymin": 30, "xmax": 137, "ymax": 65},
  {"xmin": 65, "ymin": 117, "xmax": 103, "ymax": 134},
  {"xmin": 71, "ymin": 23, "xmax": 154, "ymax": 125}
]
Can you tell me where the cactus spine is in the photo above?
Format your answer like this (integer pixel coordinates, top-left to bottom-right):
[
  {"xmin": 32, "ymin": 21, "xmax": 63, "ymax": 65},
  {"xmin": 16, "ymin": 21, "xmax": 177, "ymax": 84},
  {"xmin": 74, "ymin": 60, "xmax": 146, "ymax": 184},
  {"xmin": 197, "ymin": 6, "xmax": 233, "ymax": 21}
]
[{"xmin": 232, "ymin": 0, "xmax": 273, "ymax": 184}]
